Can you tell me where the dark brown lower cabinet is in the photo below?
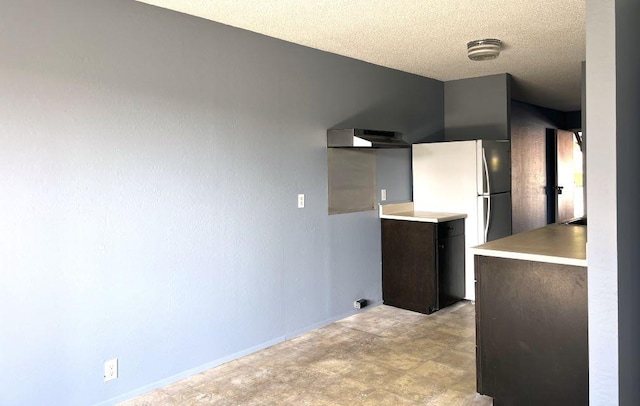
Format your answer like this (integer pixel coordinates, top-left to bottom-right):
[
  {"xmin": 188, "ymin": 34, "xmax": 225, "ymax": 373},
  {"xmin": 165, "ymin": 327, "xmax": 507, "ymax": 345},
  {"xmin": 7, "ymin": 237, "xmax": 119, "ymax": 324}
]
[
  {"xmin": 475, "ymin": 255, "xmax": 588, "ymax": 406},
  {"xmin": 381, "ymin": 219, "xmax": 464, "ymax": 314}
]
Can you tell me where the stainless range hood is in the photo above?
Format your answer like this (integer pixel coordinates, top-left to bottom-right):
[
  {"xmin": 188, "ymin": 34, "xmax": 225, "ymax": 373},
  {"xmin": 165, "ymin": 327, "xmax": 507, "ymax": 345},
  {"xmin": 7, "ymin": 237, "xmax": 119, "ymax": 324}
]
[{"xmin": 327, "ymin": 129, "xmax": 410, "ymax": 148}]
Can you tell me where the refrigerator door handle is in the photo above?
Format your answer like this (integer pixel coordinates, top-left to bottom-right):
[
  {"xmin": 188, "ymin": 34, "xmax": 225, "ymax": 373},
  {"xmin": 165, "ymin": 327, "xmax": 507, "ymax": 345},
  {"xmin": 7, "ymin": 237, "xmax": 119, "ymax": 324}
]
[
  {"xmin": 484, "ymin": 195, "xmax": 491, "ymax": 242},
  {"xmin": 482, "ymin": 147, "xmax": 491, "ymax": 196}
]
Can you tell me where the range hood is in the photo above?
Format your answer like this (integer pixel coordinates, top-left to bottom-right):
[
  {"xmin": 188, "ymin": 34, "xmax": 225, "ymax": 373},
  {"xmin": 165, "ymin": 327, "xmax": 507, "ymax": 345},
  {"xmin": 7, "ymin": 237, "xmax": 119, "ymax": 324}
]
[{"xmin": 327, "ymin": 129, "xmax": 410, "ymax": 148}]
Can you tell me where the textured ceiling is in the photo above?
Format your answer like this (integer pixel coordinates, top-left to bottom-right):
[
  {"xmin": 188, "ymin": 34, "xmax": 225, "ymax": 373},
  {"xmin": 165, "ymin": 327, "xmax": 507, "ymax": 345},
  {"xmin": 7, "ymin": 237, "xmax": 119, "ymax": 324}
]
[{"xmin": 136, "ymin": 0, "xmax": 585, "ymax": 112}]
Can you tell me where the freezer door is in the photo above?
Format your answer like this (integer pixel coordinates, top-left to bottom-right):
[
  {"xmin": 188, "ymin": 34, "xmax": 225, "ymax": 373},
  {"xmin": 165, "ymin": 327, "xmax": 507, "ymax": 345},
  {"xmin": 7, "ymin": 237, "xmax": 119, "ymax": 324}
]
[
  {"xmin": 477, "ymin": 192, "xmax": 512, "ymax": 243},
  {"xmin": 477, "ymin": 140, "xmax": 511, "ymax": 195}
]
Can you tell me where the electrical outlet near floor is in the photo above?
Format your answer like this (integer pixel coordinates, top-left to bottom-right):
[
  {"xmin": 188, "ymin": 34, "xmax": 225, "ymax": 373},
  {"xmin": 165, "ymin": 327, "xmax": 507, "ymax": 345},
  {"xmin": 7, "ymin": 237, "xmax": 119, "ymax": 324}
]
[{"xmin": 104, "ymin": 358, "xmax": 118, "ymax": 382}]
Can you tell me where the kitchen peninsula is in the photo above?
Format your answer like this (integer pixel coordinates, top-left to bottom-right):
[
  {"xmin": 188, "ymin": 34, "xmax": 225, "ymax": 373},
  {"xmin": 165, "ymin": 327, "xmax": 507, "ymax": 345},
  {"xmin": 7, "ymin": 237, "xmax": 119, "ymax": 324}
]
[{"xmin": 472, "ymin": 223, "xmax": 588, "ymax": 406}]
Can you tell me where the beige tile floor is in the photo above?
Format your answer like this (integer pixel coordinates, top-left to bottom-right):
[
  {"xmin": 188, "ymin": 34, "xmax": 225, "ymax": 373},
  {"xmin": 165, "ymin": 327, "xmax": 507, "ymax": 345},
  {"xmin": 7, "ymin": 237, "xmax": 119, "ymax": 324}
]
[{"xmin": 120, "ymin": 301, "xmax": 492, "ymax": 405}]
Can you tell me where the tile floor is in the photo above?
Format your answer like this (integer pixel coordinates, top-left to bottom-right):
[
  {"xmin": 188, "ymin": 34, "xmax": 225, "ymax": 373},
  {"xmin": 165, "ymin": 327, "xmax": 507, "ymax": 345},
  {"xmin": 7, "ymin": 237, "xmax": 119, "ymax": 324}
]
[{"xmin": 120, "ymin": 301, "xmax": 492, "ymax": 405}]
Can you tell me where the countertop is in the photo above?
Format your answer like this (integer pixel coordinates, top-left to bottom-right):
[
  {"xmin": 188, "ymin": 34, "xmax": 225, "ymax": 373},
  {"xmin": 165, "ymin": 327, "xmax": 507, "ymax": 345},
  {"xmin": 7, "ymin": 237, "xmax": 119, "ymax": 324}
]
[
  {"xmin": 472, "ymin": 223, "xmax": 587, "ymax": 267},
  {"xmin": 379, "ymin": 202, "xmax": 467, "ymax": 223}
]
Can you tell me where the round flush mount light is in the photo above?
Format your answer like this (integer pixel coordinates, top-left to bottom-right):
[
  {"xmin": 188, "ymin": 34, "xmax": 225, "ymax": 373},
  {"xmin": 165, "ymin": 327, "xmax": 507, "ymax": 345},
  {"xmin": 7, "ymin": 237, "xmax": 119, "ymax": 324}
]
[{"xmin": 467, "ymin": 39, "xmax": 502, "ymax": 61}]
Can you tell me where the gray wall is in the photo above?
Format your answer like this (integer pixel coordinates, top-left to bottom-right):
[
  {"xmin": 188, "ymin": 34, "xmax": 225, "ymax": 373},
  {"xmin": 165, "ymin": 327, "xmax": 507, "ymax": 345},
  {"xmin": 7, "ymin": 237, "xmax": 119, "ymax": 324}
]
[
  {"xmin": 376, "ymin": 149, "xmax": 413, "ymax": 203},
  {"xmin": 443, "ymin": 74, "xmax": 511, "ymax": 141},
  {"xmin": 0, "ymin": 1, "xmax": 443, "ymax": 405},
  {"xmin": 616, "ymin": 0, "xmax": 640, "ymax": 404},
  {"xmin": 586, "ymin": 0, "xmax": 619, "ymax": 403}
]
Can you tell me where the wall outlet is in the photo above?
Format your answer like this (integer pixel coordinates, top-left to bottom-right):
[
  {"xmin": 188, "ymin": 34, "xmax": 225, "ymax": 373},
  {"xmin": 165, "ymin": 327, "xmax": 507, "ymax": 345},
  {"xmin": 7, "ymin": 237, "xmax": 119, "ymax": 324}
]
[
  {"xmin": 297, "ymin": 194, "xmax": 305, "ymax": 208},
  {"xmin": 381, "ymin": 189, "xmax": 387, "ymax": 201},
  {"xmin": 104, "ymin": 358, "xmax": 118, "ymax": 382},
  {"xmin": 354, "ymin": 299, "xmax": 368, "ymax": 309}
]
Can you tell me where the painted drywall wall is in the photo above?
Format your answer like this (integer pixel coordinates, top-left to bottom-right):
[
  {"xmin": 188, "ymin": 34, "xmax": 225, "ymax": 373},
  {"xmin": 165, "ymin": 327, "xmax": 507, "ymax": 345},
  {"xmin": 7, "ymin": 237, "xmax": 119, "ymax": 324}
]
[
  {"xmin": 444, "ymin": 74, "xmax": 511, "ymax": 141},
  {"xmin": 0, "ymin": 1, "xmax": 443, "ymax": 405},
  {"xmin": 616, "ymin": 0, "xmax": 640, "ymax": 404},
  {"xmin": 376, "ymin": 149, "xmax": 413, "ymax": 204},
  {"xmin": 586, "ymin": 0, "xmax": 619, "ymax": 404}
]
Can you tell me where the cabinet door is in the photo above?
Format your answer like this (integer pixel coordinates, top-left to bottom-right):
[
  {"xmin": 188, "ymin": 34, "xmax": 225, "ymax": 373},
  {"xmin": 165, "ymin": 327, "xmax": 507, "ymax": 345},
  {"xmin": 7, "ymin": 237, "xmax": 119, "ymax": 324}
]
[{"xmin": 381, "ymin": 219, "xmax": 436, "ymax": 314}]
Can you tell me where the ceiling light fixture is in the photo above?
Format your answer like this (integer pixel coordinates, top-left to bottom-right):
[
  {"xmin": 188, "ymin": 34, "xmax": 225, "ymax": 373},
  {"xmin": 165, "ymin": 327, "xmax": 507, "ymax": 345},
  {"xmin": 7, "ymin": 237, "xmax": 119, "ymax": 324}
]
[{"xmin": 467, "ymin": 39, "xmax": 502, "ymax": 61}]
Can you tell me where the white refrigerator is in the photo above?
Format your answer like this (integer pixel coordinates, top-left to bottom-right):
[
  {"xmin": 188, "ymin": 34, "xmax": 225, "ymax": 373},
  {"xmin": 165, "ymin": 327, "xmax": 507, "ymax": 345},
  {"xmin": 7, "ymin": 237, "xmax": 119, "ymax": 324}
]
[{"xmin": 412, "ymin": 140, "xmax": 512, "ymax": 300}]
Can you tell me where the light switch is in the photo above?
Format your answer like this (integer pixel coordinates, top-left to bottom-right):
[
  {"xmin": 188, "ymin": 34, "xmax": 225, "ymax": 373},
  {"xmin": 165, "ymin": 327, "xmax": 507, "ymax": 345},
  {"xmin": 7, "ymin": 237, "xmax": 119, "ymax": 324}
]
[
  {"xmin": 297, "ymin": 194, "xmax": 305, "ymax": 208},
  {"xmin": 381, "ymin": 189, "xmax": 387, "ymax": 201}
]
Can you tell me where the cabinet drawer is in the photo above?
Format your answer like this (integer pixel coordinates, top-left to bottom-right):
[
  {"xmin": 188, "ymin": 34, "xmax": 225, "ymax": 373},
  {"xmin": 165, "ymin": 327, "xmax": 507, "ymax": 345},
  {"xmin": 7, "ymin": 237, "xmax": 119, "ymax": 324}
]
[{"xmin": 437, "ymin": 219, "xmax": 464, "ymax": 238}]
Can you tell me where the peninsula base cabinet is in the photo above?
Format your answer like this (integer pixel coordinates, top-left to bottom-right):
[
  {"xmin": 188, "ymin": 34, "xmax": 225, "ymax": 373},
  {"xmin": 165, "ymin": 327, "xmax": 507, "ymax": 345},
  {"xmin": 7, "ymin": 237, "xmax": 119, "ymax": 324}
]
[
  {"xmin": 474, "ymin": 255, "xmax": 588, "ymax": 406},
  {"xmin": 381, "ymin": 219, "xmax": 465, "ymax": 314}
]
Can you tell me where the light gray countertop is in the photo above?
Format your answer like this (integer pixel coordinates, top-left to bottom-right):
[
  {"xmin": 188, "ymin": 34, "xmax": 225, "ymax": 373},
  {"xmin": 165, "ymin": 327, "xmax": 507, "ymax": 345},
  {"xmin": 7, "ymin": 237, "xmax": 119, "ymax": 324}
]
[
  {"xmin": 378, "ymin": 202, "xmax": 467, "ymax": 223},
  {"xmin": 472, "ymin": 223, "xmax": 587, "ymax": 267}
]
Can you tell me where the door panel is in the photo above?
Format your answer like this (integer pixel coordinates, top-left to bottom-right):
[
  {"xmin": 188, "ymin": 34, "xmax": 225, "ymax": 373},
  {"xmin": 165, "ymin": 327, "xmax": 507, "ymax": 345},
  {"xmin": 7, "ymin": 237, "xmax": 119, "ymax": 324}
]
[
  {"xmin": 557, "ymin": 130, "xmax": 575, "ymax": 222},
  {"xmin": 381, "ymin": 220, "xmax": 437, "ymax": 314}
]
